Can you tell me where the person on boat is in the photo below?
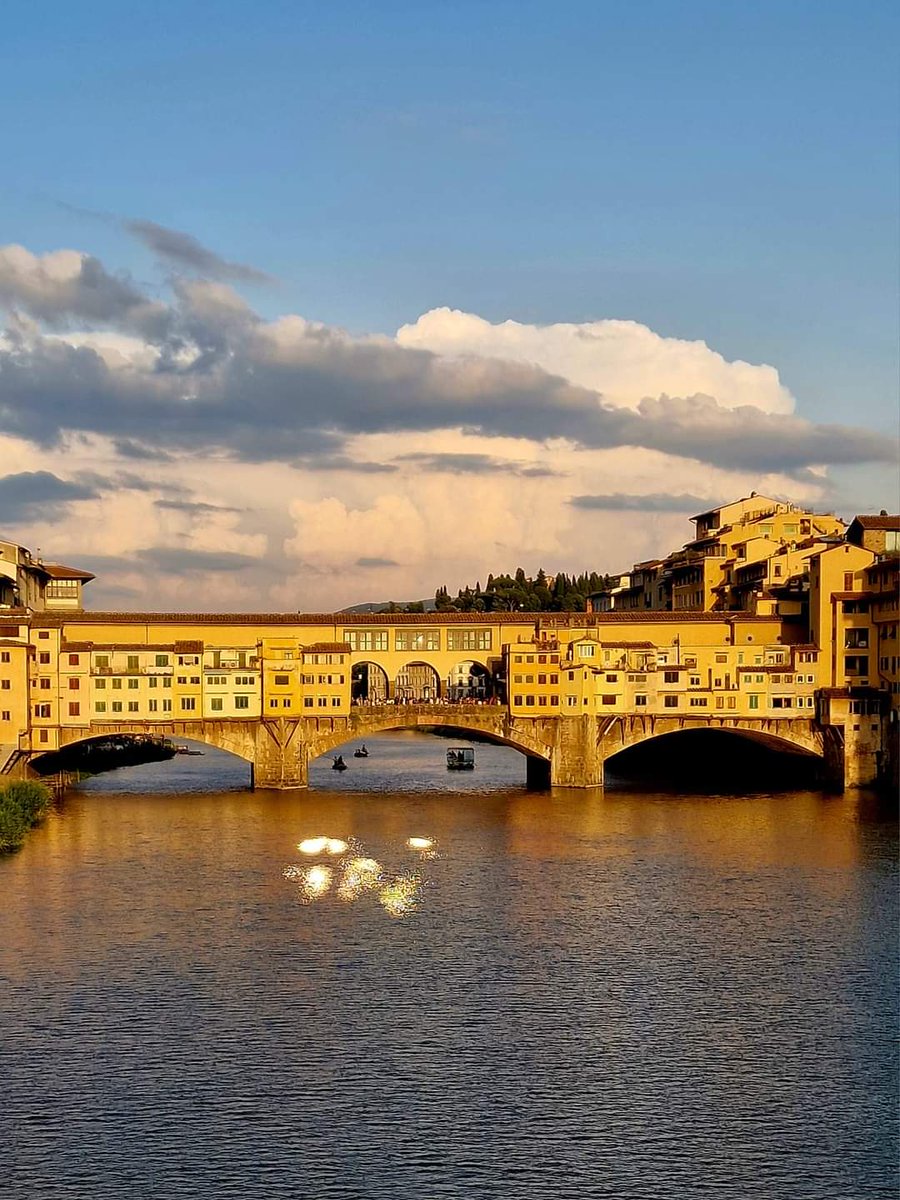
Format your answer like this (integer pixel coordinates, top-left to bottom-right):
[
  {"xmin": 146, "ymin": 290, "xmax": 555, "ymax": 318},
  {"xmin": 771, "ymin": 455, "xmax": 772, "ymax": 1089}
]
[
  {"xmin": 360, "ymin": 744, "xmax": 367, "ymax": 756},
  {"xmin": 333, "ymin": 754, "xmax": 346, "ymax": 769}
]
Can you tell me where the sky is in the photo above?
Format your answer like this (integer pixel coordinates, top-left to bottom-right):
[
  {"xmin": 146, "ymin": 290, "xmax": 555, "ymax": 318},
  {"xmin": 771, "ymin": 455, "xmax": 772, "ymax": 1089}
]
[{"xmin": 0, "ymin": 0, "xmax": 897, "ymax": 611}]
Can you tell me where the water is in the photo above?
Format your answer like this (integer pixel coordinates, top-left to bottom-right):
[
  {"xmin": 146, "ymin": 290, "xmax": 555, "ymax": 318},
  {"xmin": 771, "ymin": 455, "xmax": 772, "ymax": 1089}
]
[{"xmin": 1, "ymin": 733, "xmax": 897, "ymax": 1199}]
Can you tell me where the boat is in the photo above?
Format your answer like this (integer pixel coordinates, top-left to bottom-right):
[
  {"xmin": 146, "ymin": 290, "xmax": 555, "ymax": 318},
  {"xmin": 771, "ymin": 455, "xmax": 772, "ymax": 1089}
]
[
  {"xmin": 175, "ymin": 745, "xmax": 204, "ymax": 756},
  {"xmin": 332, "ymin": 755, "xmax": 348, "ymax": 771},
  {"xmin": 353, "ymin": 746, "xmax": 369, "ymax": 758},
  {"xmin": 446, "ymin": 747, "xmax": 475, "ymax": 770}
]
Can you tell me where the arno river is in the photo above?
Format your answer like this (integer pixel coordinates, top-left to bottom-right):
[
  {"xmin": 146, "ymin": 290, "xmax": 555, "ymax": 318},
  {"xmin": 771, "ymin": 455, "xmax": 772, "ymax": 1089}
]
[{"xmin": 1, "ymin": 733, "xmax": 897, "ymax": 1199}]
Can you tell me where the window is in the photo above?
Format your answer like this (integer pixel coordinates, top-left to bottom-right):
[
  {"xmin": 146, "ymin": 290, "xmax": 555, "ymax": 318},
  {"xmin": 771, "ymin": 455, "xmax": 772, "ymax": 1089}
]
[
  {"xmin": 35, "ymin": 703, "xmax": 51, "ymax": 718},
  {"xmin": 39, "ymin": 678, "xmax": 50, "ymax": 690},
  {"xmin": 844, "ymin": 655, "xmax": 868, "ymax": 676},
  {"xmin": 344, "ymin": 630, "xmax": 388, "ymax": 652},
  {"xmin": 38, "ymin": 631, "xmax": 50, "ymax": 639},
  {"xmin": 127, "ymin": 655, "xmax": 139, "ymax": 670},
  {"xmin": 210, "ymin": 697, "xmax": 224, "ymax": 712},
  {"xmin": 181, "ymin": 697, "xmax": 196, "ymax": 712},
  {"xmin": 0, "ymin": 652, "xmax": 8, "ymax": 663},
  {"xmin": 67, "ymin": 653, "xmax": 79, "ymax": 665},
  {"xmin": 155, "ymin": 655, "xmax": 169, "ymax": 667},
  {"xmin": 95, "ymin": 655, "xmax": 109, "ymax": 668},
  {"xmin": 317, "ymin": 698, "xmax": 327, "ymax": 707},
  {"xmin": 128, "ymin": 679, "xmax": 139, "ymax": 690},
  {"xmin": 843, "ymin": 573, "xmax": 854, "ymax": 591},
  {"xmin": 772, "ymin": 697, "xmax": 793, "ymax": 708},
  {"xmin": 566, "ymin": 696, "xmax": 577, "ymax": 707},
  {"xmin": 395, "ymin": 630, "xmax": 441, "ymax": 652},
  {"xmin": 447, "ymin": 629, "xmax": 491, "ymax": 652},
  {"xmin": 689, "ymin": 697, "xmax": 708, "ymax": 708},
  {"xmin": 112, "ymin": 701, "xmax": 123, "ymax": 713},
  {"xmin": 551, "ymin": 696, "xmax": 559, "ymax": 706},
  {"xmin": 601, "ymin": 695, "xmax": 616, "ymax": 705},
  {"xmin": 148, "ymin": 677, "xmax": 157, "ymax": 688},
  {"xmin": 331, "ymin": 697, "xmax": 341, "ymax": 707},
  {"xmin": 845, "ymin": 629, "xmax": 868, "ymax": 649},
  {"xmin": 0, "ymin": 680, "xmax": 8, "ymax": 690},
  {"xmin": 635, "ymin": 695, "xmax": 647, "ymax": 707},
  {"xmin": 68, "ymin": 702, "xmax": 80, "ymax": 716},
  {"xmin": 577, "ymin": 643, "xmax": 595, "ymax": 658},
  {"xmin": 664, "ymin": 671, "xmax": 678, "ymax": 684},
  {"xmin": 233, "ymin": 695, "xmax": 249, "ymax": 710},
  {"xmin": 162, "ymin": 699, "xmax": 172, "ymax": 712},
  {"xmin": 664, "ymin": 695, "xmax": 678, "ymax": 708},
  {"xmin": 95, "ymin": 702, "xmax": 107, "ymax": 713},
  {"xmin": 304, "ymin": 697, "xmax": 314, "ymax": 708},
  {"xmin": 149, "ymin": 699, "xmax": 158, "ymax": 713},
  {"xmin": 274, "ymin": 674, "xmax": 290, "ymax": 685},
  {"xmin": 39, "ymin": 652, "xmax": 50, "ymax": 664},
  {"xmin": 177, "ymin": 676, "xmax": 187, "ymax": 685},
  {"xmin": 95, "ymin": 678, "xmax": 106, "ymax": 690},
  {"xmin": 549, "ymin": 674, "xmax": 558, "ymax": 684},
  {"xmin": 163, "ymin": 678, "xmax": 171, "ymax": 688},
  {"xmin": 605, "ymin": 673, "xmax": 618, "ymax": 683},
  {"xmin": 689, "ymin": 675, "xmax": 700, "ymax": 687},
  {"xmin": 749, "ymin": 695, "xmax": 760, "ymax": 709},
  {"xmin": 128, "ymin": 702, "xmax": 138, "ymax": 713},
  {"xmin": 715, "ymin": 654, "xmax": 727, "ymax": 663}
]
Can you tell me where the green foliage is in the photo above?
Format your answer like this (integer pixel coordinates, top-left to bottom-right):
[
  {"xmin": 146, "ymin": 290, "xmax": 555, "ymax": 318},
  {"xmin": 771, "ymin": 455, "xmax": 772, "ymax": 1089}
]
[
  {"xmin": 435, "ymin": 569, "xmax": 615, "ymax": 614},
  {"xmin": 0, "ymin": 780, "xmax": 52, "ymax": 853}
]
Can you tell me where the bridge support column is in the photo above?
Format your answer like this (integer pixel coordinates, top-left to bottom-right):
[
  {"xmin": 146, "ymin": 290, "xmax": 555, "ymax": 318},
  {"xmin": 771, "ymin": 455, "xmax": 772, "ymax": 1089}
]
[
  {"xmin": 253, "ymin": 719, "xmax": 308, "ymax": 789},
  {"xmin": 550, "ymin": 715, "xmax": 604, "ymax": 788}
]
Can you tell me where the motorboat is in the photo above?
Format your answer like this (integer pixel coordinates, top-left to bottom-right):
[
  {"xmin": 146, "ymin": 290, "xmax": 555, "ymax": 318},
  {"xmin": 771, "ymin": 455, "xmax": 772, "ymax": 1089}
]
[
  {"xmin": 353, "ymin": 746, "xmax": 369, "ymax": 758},
  {"xmin": 332, "ymin": 755, "xmax": 348, "ymax": 771},
  {"xmin": 446, "ymin": 747, "xmax": 475, "ymax": 770}
]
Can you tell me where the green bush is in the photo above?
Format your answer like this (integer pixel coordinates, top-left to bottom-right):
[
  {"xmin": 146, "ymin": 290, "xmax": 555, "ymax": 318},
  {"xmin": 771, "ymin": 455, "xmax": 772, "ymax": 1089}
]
[{"xmin": 0, "ymin": 780, "xmax": 52, "ymax": 853}]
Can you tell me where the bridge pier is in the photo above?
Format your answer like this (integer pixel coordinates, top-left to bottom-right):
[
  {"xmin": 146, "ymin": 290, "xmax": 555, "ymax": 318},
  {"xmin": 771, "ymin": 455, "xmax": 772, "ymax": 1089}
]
[
  {"xmin": 549, "ymin": 715, "xmax": 604, "ymax": 788},
  {"xmin": 253, "ymin": 719, "xmax": 309, "ymax": 789}
]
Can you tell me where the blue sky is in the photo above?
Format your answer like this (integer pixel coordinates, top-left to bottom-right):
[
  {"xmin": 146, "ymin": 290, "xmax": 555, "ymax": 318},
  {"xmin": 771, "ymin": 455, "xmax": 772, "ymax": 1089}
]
[{"xmin": 0, "ymin": 1, "xmax": 896, "ymax": 607}]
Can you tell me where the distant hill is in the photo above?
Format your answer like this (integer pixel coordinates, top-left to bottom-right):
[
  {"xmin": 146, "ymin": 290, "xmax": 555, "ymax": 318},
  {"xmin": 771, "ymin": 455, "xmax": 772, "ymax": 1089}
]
[{"xmin": 339, "ymin": 599, "xmax": 436, "ymax": 614}]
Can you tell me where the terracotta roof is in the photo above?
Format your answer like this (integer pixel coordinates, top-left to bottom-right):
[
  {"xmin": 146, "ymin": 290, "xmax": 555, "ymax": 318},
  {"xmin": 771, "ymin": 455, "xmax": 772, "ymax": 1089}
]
[
  {"xmin": 302, "ymin": 642, "xmax": 351, "ymax": 654},
  {"xmin": 601, "ymin": 640, "xmax": 655, "ymax": 649},
  {"xmin": 174, "ymin": 640, "xmax": 204, "ymax": 653},
  {"xmin": 832, "ymin": 592, "xmax": 873, "ymax": 602},
  {"xmin": 29, "ymin": 610, "xmax": 784, "ymax": 626},
  {"xmin": 850, "ymin": 515, "xmax": 900, "ymax": 530},
  {"xmin": 40, "ymin": 563, "xmax": 95, "ymax": 581}
]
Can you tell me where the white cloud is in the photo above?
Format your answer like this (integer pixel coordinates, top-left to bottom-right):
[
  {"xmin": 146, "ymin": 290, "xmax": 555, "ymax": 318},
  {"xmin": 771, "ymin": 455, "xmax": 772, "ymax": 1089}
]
[{"xmin": 396, "ymin": 308, "xmax": 795, "ymax": 414}]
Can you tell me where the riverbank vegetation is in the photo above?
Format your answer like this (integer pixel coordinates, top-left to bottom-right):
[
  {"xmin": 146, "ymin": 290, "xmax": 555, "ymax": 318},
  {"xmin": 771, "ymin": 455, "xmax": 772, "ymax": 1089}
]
[{"xmin": 0, "ymin": 781, "xmax": 53, "ymax": 853}]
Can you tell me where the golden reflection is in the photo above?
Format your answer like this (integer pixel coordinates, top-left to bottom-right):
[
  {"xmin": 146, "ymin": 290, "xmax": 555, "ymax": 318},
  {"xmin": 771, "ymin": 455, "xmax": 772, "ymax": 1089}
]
[
  {"xmin": 300, "ymin": 864, "xmax": 333, "ymax": 900},
  {"xmin": 298, "ymin": 836, "xmax": 349, "ymax": 856},
  {"xmin": 407, "ymin": 836, "xmax": 433, "ymax": 850},
  {"xmin": 378, "ymin": 872, "xmax": 423, "ymax": 918},
  {"xmin": 337, "ymin": 857, "xmax": 382, "ymax": 901}
]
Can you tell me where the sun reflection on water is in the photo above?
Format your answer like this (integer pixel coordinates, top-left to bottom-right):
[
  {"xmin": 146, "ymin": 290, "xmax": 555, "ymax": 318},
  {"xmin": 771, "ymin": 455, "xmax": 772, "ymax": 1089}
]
[{"xmin": 285, "ymin": 835, "xmax": 435, "ymax": 917}]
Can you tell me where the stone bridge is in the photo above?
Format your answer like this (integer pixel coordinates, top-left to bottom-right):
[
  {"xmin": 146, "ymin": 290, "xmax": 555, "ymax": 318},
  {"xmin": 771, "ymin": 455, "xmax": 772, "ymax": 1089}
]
[{"xmin": 42, "ymin": 705, "xmax": 829, "ymax": 788}]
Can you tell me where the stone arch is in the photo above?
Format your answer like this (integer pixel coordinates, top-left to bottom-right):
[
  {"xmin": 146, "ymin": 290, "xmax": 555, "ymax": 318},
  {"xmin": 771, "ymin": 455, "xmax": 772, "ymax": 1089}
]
[
  {"xmin": 599, "ymin": 715, "xmax": 826, "ymax": 763},
  {"xmin": 351, "ymin": 661, "xmax": 389, "ymax": 703},
  {"xmin": 303, "ymin": 708, "xmax": 553, "ymax": 767},
  {"xmin": 394, "ymin": 661, "xmax": 442, "ymax": 702},
  {"xmin": 49, "ymin": 720, "xmax": 258, "ymax": 763},
  {"xmin": 445, "ymin": 658, "xmax": 494, "ymax": 702}
]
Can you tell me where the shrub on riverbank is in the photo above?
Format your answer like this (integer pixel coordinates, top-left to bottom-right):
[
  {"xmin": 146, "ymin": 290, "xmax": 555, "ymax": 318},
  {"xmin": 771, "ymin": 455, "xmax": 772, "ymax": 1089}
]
[{"xmin": 0, "ymin": 780, "xmax": 53, "ymax": 853}]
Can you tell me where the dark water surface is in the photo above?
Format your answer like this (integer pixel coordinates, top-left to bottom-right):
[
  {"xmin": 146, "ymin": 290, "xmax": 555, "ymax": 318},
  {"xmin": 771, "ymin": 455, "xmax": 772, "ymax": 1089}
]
[{"xmin": 2, "ymin": 733, "xmax": 897, "ymax": 1199}]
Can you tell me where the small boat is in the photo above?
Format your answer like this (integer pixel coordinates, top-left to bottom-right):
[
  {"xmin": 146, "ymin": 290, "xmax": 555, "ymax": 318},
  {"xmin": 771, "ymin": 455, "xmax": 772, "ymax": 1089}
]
[
  {"xmin": 332, "ymin": 755, "xmax": 348, "ymax": 771},
  {"xmin": 353, "ymin": 746, "xmax": 369, "ymax": 758},
  {"xmin": 175, "ymin": 745, "xmax": 204, "ymax": 756},
  {"xmin": 446, "ymin": 747, "xmax": 475, "ymax": 770}
]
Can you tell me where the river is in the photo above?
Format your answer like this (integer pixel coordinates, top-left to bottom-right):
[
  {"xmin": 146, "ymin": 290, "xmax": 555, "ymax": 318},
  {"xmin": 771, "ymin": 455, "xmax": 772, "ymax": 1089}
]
[{"xmin": 1, "ymin": 732, "xmax": 897, "ymax": 1199}]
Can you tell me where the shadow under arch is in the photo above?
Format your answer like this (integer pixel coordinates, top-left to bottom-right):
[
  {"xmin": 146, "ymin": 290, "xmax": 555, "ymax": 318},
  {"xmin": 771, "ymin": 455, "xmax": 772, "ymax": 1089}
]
[
  {"xmin": 42, "ymin": 722, "xmax": 258, "ymax": 767},
  {"xmin": 603, "ymin": 725, "xmax": 822, "ymax": 792},
  {"xmin": 395, "ymin": 660, "xmax": 442, "ymax": 701},
  {"xmin": 445, "ymin": 658, "xmax": 495, "ymax": 702}
]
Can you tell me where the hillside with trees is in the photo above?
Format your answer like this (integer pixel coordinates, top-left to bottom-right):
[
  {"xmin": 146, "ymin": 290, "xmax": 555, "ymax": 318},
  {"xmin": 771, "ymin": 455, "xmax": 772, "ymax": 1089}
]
[{"xmin": 433, "ymin": 568, "xmax": 615, "ymax": 613}]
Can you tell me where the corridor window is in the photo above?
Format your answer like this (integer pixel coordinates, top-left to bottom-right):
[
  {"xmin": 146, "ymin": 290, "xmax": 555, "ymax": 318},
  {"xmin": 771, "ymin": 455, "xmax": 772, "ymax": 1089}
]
[
  {"xmin": 448, "ymin": 629, "xmax": 491, "ymax": 652},
  {"xmin": 395, "ymin": 630, "xmax": 440, "ymax": 652},
  {"xmin": 344, "ymin": 630, "xmax": 388, "ymax": 652},
  {"xmin": 235, "ymin": 696, "xmax": 250, "ymax": 710}
]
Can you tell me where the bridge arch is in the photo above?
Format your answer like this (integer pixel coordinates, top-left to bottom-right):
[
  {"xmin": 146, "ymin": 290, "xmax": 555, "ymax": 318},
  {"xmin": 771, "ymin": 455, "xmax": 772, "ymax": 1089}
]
[
  {"xmin": 351, "ymin": 661, "xmax": 389, "ymax": 703},
  {"xmin": 304, "ymin": 707, "xmax": 553, "ymax": 768},
  {"xmin": 445, "ymin": 659, "xmax": 494, "ymax": 702},
  {"xmin": 394, "ymin": 661, "xmax": 441, "ymax": 702},
  {"xmin": 50, "ymin": 721, "xmax": 258, "ymax": 763}
]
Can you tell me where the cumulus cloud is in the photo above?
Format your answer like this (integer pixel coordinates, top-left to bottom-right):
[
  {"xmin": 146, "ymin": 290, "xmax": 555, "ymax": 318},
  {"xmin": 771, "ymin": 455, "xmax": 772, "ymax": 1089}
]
[
  {"xmin": 0, "ymin": 469, "xmax": 98, "ymax": 523},
  {"xmin": 0, "ymin": 244, "xmax": 169, "ymax": 338},
  {"xmin": 125, "ymin": 219, "xmax": 272, "ymax": 284},
  {"xmin": 397, "ymin": 307, "xmax": 796, "ymax": 414},
  {"xmin": 0, "ymin": 235, "xmax": 893, "ymax": 612}
]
